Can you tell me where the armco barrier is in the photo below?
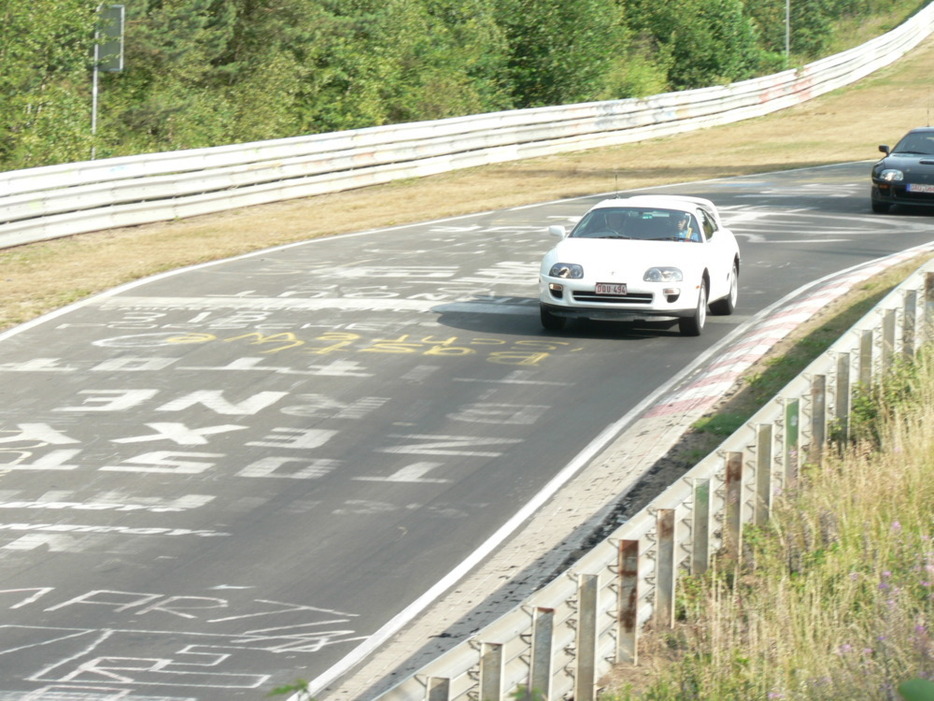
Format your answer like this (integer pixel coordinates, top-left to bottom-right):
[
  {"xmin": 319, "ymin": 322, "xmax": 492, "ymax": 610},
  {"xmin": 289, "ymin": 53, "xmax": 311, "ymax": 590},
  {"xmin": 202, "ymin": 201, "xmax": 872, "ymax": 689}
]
[
  {"xmin": 2, "ymin": 2, "xmax": 934, "ymax": 250},
  {"xmin": 364, "ymin": 260, "xmax": 934, "ymax": 700}
]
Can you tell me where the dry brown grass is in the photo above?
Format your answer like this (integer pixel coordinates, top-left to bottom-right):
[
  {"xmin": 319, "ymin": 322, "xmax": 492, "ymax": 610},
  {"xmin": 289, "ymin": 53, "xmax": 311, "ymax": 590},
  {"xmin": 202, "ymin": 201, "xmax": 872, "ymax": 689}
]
[{"xmin": 3, "ymin": 36, "xmax": 934, "ymax": 331}]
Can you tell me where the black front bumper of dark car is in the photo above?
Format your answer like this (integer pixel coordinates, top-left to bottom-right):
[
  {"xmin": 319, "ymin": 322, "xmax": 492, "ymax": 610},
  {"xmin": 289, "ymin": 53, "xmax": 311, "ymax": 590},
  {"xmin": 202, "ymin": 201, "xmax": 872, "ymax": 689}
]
[{"xmin": 872, "ymin": 181, "xmax": 934, "ymax": 208}]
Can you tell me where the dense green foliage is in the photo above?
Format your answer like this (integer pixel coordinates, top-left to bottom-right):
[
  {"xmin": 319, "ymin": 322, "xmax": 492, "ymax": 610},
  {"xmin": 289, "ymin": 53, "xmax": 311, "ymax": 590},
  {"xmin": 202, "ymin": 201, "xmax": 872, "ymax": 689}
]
[{"xmin": 0, "ymin": 0, "xmax": 923, "ymax": 170}]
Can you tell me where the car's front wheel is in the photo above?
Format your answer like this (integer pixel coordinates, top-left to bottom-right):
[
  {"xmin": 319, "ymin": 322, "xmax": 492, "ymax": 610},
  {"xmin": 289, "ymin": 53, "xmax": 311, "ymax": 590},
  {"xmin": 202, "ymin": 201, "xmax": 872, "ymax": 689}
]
[
  {"xmin": 679, "ymin": 282, "xmax": 707, "ymax": 336},
  {"xmin": 540, "ymin": 304, "xmax": 567, "ymax": 331},
  {"xmin": 871, "ymin": 198, "xmax": 891, "ymax": 214},
  {"xmin": 710, "ymin": 261, "xmax": 738, "ymax": 315}
]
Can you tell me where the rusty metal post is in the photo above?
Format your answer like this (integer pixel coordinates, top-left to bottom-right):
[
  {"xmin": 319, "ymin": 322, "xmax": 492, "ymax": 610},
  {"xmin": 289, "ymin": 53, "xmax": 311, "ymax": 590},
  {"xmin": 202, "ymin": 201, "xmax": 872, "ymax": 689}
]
[
  {"xmin": 574, "ymin": 574, "xmax": 599, "ymax": 701},
  {"xmin": 755, "ymin": 424, "xmax": 773, "ymax": 526},
  {"xmin": 479, "ymin": 642, "xmax": 502, "ymax": 701},
  {"xmin": 784, "ymin": 399, "xmax": 800, "ymax": 488},
  {"xmin": 725, "ymin": 452, "xmax": 743, "ymax": 558},
  {"xmin": 835, "ymin": 352, "xmax": 850, "ymax": 441},
  {"xmin": 617, "ymin": 540, "xmax": 639, "ymax": 664},
  {"xmin": 692, "ymin": 478, "xmax": 711, "ymax": 574},
  {"xmin": 811, "ymin": 374, "xmax": 826, "ymax": 464},
  {"xmin": 859, "ymin": 329, "xmax": 873, "ymax": 388},
  {"xmin": 904, "ymin": 289, "xmax": 917, "ymax": 358},
  {"xmin": 426, "ymin": 677, "xmax": 450, "ymax": 701},
  {"xmin": 655, "ymin": 509, "xmax": 676, "ymax": 629},
  {"xmin": 529, "ymin": 607, "xmax": 554, "ymax": 698}
]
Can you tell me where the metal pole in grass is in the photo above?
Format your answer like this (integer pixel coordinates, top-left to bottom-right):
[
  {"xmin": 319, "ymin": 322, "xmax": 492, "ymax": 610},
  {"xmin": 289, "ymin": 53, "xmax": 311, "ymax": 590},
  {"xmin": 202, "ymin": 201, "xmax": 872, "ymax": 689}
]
[
  {"xmin": 91, "ymin": 5, "xmax": 125, "ymax": 159},
  {"xmin": 575, "ymin": 574, "xmax": 599, "ymax": 701},
  {"xmin": 925, "ymin": 273, "xmax": 934, "ymax": 341},
  {"xmin": 617, "ymin": 540, "xmax": 640, "ymax": 664},
  {"xmin": 755, "ymin": 424, "xmax": 773, "ymax": 526}
]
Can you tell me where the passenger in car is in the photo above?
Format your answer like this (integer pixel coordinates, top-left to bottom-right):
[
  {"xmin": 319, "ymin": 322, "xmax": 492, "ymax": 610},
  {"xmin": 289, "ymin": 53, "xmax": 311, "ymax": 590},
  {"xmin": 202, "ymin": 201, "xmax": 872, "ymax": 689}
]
[{"xmin": 676, "ymin": 213, "xmax": 701, "ymax": 242}]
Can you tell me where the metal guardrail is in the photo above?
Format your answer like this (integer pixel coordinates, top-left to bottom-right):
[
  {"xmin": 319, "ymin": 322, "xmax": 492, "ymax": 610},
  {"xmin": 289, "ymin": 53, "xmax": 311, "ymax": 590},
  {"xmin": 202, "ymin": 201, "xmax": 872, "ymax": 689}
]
[
  {"xmin": 2, "ymin": 2, "xmax": 934, "ymax": 250},
  {"xmin": 369, "ymin": 259, "xmax": 934, "ymax": 700}
]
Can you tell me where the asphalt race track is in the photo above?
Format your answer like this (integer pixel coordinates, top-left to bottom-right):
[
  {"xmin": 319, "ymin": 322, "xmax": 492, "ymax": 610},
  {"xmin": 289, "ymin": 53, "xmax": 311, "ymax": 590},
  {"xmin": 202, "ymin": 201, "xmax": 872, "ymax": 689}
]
[{"xmin": 0, "ymin": 162, "xmax": 932, "ymax": 700}]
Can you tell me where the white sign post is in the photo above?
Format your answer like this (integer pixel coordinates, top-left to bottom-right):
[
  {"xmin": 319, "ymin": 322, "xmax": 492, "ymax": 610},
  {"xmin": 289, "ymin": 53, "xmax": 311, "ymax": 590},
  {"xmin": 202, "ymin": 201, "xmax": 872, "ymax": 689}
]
[{"xmin": 92, "ymin": 4, "xmax": 125, "ymax": 159}]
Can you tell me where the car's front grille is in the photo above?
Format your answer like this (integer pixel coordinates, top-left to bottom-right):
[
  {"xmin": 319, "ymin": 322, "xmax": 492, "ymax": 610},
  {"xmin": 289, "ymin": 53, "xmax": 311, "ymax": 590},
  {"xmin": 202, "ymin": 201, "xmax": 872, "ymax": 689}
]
[
  {"xmin": 902, "ymin": 189, "xmax": 934, "ymax": 203},
  {"xmin": 573, "ymin": 291, "xmax": 653, "ymax": 304}
]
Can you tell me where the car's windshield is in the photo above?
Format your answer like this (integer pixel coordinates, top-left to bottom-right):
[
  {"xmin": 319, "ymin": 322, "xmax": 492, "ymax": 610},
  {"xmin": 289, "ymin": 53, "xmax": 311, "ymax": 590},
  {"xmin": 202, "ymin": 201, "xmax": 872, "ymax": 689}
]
[
  {"xmin": 892, "ymin": 133, "xmax": 934, "ymax": 155},
  {"xmin": 570, "ymin": 207, "xmax": 701, "ymax": 242}
]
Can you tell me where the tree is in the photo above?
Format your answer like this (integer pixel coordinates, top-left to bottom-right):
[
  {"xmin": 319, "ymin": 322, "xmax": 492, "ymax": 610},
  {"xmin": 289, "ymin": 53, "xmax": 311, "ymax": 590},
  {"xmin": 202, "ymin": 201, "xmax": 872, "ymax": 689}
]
[
  {"xmin": 216, "ymin": 0, "xmax": 322, "ymax": 142},
  {"xmin": 100, "ymin": 0, "xmax": 240, "ymax": 155},
  {"xmin": 0, "ymin": 0, "xmax": 97, "ymax": 168},
  {"xmin": 496, "ymin": 0, "xmax": 630, "ymax": 108},
  {"xmin": 383, "ymin": 0, "xmax": 511, "ymax": 122},
  {"xmin": 626, "ymin": 0, "xmax": 760, "ymax": 90}
]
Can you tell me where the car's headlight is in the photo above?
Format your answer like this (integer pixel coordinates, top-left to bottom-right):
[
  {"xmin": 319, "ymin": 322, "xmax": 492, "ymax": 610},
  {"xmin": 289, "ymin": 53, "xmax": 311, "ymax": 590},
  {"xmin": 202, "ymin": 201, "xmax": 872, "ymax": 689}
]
[
  {"xmin": 878, "ymin": 168, "xmax": 904, "ymax": 182},
  {"xmin": 644, "ymin": 267, "xmax": 683, "ymax": 282},
  {"xmin": 549, "ymin": 263, "xmax": 584, "ymax": 279}
]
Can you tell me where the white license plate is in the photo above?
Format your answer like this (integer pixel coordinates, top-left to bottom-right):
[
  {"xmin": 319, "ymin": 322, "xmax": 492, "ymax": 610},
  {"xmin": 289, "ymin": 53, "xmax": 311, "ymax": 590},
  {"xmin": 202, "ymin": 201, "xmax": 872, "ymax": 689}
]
[
  {"xmin": 907, "ymin": 183, "xmax": 934, "ymax": 193},
  {"xmin": 595, "ymin": 282, "xmax": 627, "ymax": 295}
]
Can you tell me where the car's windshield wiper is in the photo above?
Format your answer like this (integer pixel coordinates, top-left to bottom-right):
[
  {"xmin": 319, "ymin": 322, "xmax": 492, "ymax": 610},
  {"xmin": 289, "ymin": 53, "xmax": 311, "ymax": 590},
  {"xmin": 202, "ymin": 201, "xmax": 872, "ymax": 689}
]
[{"xmin": 893, "ymin": 150, "xmax": 934, "ymax": 155}]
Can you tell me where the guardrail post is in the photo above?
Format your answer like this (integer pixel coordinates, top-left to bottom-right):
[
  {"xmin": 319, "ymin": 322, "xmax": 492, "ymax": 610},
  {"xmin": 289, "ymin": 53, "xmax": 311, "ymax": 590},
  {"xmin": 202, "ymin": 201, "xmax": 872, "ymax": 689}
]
[
  {"xmin": 810, "ymin": 374, "xmax": 826, "ymax": 464},
  {"xmin": 655, "ymin": 509, "xmax": 676, "ymax": 629},
  {"xmin": 479, "ymin": 642, "xmax": 502, "ymax": 701},
  {"xmin": 529, "ymin": 607, "xmax": 554, "ymax": 698},
  {"xmin": 617, "ymin": 540, "xmax": 640, "ymax": 664},
  {"xmin": 904, "ymin": 289, "xmax": 917, "ymax": 358},
  {"xmin": 755, "ymin": 424, "xmax": 773, "ymax": 526},
  {"xmin": 925, "ymin": 273, "xmax": 934, "ymax": 340},
  {"xmin": 835, "ymin": 353, "xmax": 850, "ymax": 441},
  {"xmin": 725, "ymin": 452, "xmax": 743, "ymax": 558},
  {"xmin": 575, "ymin": 574, "xmax": 599, "ymax": 701},
  {"xmin": 784, "ymin": 399, "xmax": 800, "ymax": 488},
  {"xmin": 691, "ymin": 479, "xmax": 711, "ymax": 574},
  {"xmin": 882, "ymin": 308, "xmax": 896, "ymax": 373},
  {"xmin": 859, "ymin": 329, "xmax": 873, "ymax": 387},
  {"xmin": 426, "ymin": 677, "xmax": 450, "ymax": 701}
]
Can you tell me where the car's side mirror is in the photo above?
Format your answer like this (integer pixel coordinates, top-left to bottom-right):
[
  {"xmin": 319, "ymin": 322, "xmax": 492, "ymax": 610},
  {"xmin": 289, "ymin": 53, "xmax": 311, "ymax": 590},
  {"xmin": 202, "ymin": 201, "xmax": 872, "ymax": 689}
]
[
  {"xmin": 548, "ymin": 225, "xmax": 567, "ymax": 238},
  {"xmin": 879, "ymin": 145, "xmax": 891, "ymax": 155}
]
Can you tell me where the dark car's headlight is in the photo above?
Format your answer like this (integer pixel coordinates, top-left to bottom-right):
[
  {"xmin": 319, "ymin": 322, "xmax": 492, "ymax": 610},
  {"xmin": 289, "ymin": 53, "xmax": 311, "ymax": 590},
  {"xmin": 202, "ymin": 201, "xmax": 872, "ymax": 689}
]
[
  {"xmin": 878, "ymin": 168, "xmax": 904, "ymax": 182},
  {"xmin": 549, "ymin": 263, "xmax": 584, "ymax": 279},
  {"xmin": 644, "ymin": 267, "xmax": 683, "ymax": 282}
]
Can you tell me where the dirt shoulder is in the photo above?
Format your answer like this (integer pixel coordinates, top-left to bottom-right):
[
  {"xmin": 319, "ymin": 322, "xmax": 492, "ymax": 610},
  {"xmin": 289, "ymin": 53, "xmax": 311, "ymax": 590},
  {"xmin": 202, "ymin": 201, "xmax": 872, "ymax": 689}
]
[{"xmin": 3, "ymin": 36, "xmax": 934, "ymax": 332}]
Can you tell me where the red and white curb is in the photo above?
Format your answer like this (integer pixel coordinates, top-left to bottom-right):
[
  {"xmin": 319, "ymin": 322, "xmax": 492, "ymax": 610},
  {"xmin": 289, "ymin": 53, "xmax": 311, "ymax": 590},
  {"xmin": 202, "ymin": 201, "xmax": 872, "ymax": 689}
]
[{"xmin": 646, "ymin": 244, "xmax": 934, "ymax": 420}]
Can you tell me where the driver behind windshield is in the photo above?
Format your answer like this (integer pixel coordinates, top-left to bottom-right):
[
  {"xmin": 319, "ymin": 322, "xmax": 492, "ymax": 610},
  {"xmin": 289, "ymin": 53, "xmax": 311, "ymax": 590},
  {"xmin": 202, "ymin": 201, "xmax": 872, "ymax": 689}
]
[
  {"xmin": 604, "ymin": 209, "xmax": 627, "ymax": 235},
  {"xmin": 675, "ymin": 212, "xmax": 701, "ymax": 241}
]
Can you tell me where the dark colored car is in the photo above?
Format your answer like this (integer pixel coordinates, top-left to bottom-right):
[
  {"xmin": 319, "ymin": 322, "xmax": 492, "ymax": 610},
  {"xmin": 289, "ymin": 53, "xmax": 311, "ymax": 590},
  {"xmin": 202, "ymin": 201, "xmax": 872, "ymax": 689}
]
[{"xmin": 871, "ymin": 127, "xmax": 934, "ymax": 213}]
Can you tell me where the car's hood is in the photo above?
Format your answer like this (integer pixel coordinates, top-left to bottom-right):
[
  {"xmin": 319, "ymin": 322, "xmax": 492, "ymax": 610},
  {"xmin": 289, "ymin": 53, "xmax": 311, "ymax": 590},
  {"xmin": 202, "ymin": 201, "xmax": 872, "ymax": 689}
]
[
  {"xmin": 545, "ymin": 238, "xmax": 705, "ymax": 275},
  {"xmin": 877, "ymin": 154, "xmax": 934, "ymax": 172}
]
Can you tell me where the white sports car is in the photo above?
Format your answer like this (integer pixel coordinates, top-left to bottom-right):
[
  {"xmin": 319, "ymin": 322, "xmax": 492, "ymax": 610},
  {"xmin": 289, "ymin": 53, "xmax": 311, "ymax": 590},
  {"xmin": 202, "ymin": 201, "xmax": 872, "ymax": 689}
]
[{"xmin": 539, "ymin": 195, "xmax": 740, "ymax": 336}]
